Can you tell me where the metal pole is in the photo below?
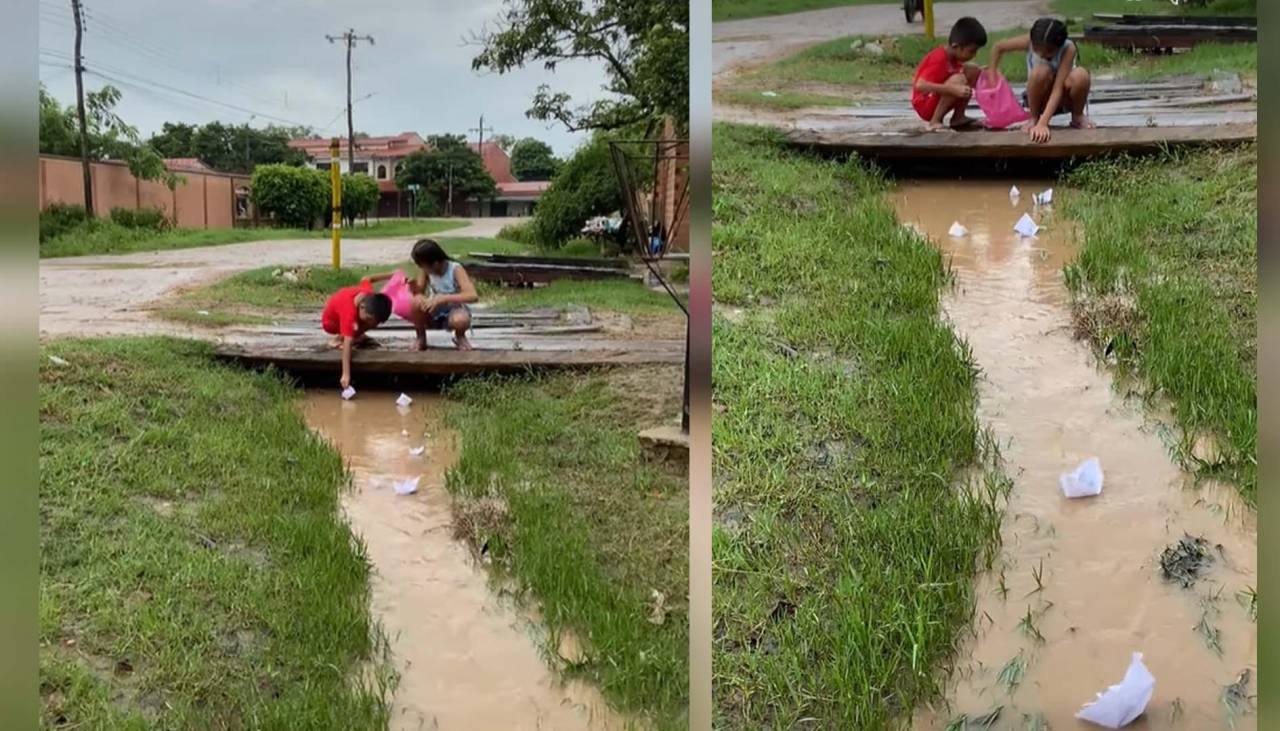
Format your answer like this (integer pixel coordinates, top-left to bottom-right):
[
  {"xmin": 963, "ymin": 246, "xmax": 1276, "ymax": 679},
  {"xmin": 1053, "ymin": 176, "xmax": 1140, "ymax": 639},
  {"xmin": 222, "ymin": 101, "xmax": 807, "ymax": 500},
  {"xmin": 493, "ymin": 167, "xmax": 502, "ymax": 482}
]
[
  {"xmin": 345, "ymin": 33, "xmax": 355, "ymax": 171},
  {"xmin": 682, "ymin": 317, "xmax": 690, "ymax": 434},
  {"xmin": 330, "ymin": 138, "xmax": 342, "ymax": 269},
  {"xmin": 924, "ymin": 0, "xmax": 935, "ymax": 41}
]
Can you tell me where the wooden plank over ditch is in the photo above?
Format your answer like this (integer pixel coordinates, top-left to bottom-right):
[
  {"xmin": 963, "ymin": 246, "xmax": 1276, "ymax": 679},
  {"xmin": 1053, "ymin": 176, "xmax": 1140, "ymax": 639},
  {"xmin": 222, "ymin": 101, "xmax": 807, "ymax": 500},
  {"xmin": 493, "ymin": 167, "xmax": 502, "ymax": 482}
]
[
  {"xmin": 786, "ymin": 122, "xmax": 1257, "ymax": 160},
  {"xmin": 216, "ymin": 343, "xmax": 684, "ymax": 375}
]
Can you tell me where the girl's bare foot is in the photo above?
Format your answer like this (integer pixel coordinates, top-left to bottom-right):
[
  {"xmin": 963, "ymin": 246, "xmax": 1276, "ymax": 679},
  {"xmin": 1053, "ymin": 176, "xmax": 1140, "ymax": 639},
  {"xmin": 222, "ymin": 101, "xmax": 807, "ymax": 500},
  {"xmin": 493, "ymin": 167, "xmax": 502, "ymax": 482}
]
[
  {"xmin": 329, "ymin": 336, "xmax": 343, "ymax": 349},
  {"xmin": 1070, "ymin": 115, "xmax": 1096, "ymax": 129},
  {"xmin": 411, "ymin": 336, "xmax": 427, "ymax": 352},
  {"xmin": 453, "ymin": 335, "xmax": 473, "ymax": 351},
  {"xmin": 950, "ymin": 115, "xmax": 980, "ymax": 130}
]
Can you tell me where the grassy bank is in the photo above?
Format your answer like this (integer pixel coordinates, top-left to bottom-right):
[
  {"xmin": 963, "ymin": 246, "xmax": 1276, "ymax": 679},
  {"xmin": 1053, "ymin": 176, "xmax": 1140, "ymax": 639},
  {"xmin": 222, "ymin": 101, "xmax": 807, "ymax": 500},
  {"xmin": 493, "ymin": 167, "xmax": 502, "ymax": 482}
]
[
  {"xmin": 40, "ymin": 337, "xmax": 391, "ymax": 728},
  {"xmin": 711, "ymin": 123, "xmax": 1004, "ymax": 728},
  {"xmin": 443, "ymin": 368, "xmax": 689, "ymax": 728},
  {"xmin": 1063, "ymin": 146, "xmax": 1257, "ymax": 503},
  {"xmin": 713, "ymin": 0, "xmax": 984, "ymax": 23},
  {"xmin": 40, "ymin": 218, "xmax": 466, "ymax": 258}
]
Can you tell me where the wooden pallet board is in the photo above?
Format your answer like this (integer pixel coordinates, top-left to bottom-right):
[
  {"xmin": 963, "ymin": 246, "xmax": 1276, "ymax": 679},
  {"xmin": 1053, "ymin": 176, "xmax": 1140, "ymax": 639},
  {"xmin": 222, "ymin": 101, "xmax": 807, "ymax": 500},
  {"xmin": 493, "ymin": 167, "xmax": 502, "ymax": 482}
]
[
  {"xmin": 786, "ymin": 122, "xmax": 1256, "ymax": 160},
  {"xmin": 465, "ymin": 261, "xmax": 635, "ymax": 285},
  {"xmin": 1083, "ymin": 25, "xmax": 1256, "ymax": 48},
  {"xmin": 469, "ymin": 252, "xmax": 631, "ymax": 270},
  {"xmin": 216, "ymin": 342, "xmax": 684, "ymax": 375}
]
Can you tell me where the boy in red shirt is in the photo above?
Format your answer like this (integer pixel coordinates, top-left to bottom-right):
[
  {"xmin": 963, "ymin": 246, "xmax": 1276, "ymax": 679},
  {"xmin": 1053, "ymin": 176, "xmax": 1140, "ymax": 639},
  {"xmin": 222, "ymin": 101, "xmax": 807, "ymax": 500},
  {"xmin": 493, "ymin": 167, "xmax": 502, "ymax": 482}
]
[
  {"xmin": 912, "ymin": 17, "xmax": 987, "ymax": 131},
  {"xmin": 321, "ymin": 277, "xmax": 393, "ymax": 389}
]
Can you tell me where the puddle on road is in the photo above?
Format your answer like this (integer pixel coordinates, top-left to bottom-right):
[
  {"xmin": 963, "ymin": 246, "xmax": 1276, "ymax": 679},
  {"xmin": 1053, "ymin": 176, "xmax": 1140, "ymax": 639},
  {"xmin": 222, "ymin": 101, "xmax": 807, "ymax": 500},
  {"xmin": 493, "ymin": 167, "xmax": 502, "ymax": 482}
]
[
  {"xmin": 891, "ymin": 181, "xmax": 1257, "ymax": 730},
  {"xmin": 302, "ymin": 391, "xmax": 625, "ymax": 731}
]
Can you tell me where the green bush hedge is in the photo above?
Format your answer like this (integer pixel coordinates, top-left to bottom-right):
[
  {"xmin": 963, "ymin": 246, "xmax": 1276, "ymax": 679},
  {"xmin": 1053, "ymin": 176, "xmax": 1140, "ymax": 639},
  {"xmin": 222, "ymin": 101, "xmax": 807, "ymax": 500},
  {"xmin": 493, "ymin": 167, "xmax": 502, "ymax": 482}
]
[
  {"xmin": 39, "ymin": 203, "xmax": 89, "ymax": 243},
  {"xmin": 531, "ymin": 136, "xmax": 623, "ymax": 249},
  {"xmin": 109, "ymin": 206, "xmax": 171, "ymax": 232},
  {"xmin": 251, "ymin": 164, "xmax": 329, "ymax": 229}
]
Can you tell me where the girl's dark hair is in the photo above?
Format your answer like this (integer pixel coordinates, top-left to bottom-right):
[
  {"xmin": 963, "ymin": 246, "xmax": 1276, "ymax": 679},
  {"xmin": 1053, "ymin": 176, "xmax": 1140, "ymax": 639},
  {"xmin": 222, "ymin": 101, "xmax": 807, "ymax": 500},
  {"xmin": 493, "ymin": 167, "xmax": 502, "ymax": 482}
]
[
  {"xmin": 411, "ymin": 238, "xmax": 450, "ymax": 266},
  {"xmin": 1030, "ymin": 18, "xmax": 1069, "ymax": 51},
  {"xmin": 361, "ymin": 293, "xmax": 392, "ymax": 323}
]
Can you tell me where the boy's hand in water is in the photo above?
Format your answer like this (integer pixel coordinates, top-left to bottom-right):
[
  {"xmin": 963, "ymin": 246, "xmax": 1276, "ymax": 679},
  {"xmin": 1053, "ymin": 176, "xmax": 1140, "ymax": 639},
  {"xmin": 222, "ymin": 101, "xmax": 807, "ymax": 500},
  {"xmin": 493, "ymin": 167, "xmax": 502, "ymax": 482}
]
[{"xmin": 340, "ymin": 374, "xmax": 350, "ymax": 389}]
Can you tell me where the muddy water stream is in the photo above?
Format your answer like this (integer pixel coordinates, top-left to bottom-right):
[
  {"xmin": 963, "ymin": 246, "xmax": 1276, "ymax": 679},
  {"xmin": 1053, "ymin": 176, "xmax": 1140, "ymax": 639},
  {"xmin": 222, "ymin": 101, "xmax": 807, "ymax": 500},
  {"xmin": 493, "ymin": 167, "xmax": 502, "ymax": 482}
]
[
  {"xmin": 892, "ymin": 182, "xmax": 1257, "ymax": 730},
  {"xmin": 302, "ymin": 391, "xmax": 622, "ymax": 730}
]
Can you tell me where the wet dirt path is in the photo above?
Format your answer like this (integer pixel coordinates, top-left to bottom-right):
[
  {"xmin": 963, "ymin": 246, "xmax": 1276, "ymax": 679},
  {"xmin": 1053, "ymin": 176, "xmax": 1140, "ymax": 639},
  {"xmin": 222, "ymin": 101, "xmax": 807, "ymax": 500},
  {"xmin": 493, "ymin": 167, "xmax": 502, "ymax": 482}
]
[
  {"xmin": 302, "ymin": 390, "xmax": 623, "ymax": 730},
  {"xmin": 891, "ymin": 182, "xmax": 1257, "ymax": 729}
]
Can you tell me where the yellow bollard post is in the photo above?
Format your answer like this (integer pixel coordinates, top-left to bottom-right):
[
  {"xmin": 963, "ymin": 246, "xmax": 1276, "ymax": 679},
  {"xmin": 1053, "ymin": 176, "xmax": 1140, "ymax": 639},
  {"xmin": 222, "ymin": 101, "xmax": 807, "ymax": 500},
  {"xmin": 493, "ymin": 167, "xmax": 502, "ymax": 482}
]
[
  {"xmin": 924, "ymin": 0, "xmax": 934, "ymax": 41},
  {"xmin": 329, "ymin": 137, "xmax": 342, "ymax": 270}
]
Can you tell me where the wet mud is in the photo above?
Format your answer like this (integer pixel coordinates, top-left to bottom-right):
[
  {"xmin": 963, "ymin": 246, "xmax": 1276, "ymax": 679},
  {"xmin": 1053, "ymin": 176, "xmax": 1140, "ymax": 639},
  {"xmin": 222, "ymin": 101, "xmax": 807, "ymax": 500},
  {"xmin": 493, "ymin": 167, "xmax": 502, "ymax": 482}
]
[{"xmin": 302, "ymin": 391, "xmax": 624, "ymax": 730}]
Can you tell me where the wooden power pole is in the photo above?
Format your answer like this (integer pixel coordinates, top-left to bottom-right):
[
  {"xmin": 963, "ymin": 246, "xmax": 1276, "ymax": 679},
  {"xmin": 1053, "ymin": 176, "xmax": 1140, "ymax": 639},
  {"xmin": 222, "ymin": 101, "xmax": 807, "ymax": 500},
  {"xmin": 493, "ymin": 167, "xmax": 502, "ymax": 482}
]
[
  {"xmin": 325, "ymin": 29, "xmax": 374, "ymax": 171},
  {"xmin": 71, "ymin": 0, "xmax": 93, "ymax": 216},
  {"xmin": 469, "ymin": 114, "xmax": 493, "ymax": 157}
]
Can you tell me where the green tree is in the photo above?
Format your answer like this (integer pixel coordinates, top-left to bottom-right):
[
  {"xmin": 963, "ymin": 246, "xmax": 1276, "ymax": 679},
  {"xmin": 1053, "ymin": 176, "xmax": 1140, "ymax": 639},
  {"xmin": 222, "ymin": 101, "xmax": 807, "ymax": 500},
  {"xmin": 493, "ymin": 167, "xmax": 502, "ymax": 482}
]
[
  {"xmin": 472, "ymin": 0, "xmax": 688, "ymax": 133},
  {"xmin": 40, "ymin": 84, "xmax": 183, "ymax": 190},
  {"xmin": 509, "ymin": 138, "xmax": 560, "ymax": 181},
  {"xmin": 146, "ymin": 122, "xmax": 310, "ymax": 173},
  {"xmin": 395, "ymin": 135, "xmax": 497, "ymax": 215},
  {"xmin": 340, "ymin": 173, "xmax": 380, "ymax": 226},
  {"xmin": 531, "ymin": 135, "xmax": 621, "ymax": 247},
  {"xmin": 250, "ymin": 164, "xmax": 328, "ymax": 229}
]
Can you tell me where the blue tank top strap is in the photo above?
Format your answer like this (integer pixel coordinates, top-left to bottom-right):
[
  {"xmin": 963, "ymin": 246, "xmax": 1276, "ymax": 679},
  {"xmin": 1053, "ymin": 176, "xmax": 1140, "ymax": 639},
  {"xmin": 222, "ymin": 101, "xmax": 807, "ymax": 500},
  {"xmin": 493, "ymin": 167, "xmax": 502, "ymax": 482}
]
[{"xmin": 429, "ymin": 261, "xmax": 459, "ymax": 295}]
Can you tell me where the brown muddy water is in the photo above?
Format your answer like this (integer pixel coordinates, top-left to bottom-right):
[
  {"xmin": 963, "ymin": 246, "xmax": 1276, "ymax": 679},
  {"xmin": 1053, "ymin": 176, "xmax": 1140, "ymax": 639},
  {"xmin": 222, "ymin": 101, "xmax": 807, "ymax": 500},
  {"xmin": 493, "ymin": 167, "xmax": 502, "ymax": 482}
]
[
  {"xmin": 302, "ymin": 391, "xmax": 624, "ymax": 730},
  {"xmin": 892, "ymin": 181, "xmax": 1257, "ymax": 730}
]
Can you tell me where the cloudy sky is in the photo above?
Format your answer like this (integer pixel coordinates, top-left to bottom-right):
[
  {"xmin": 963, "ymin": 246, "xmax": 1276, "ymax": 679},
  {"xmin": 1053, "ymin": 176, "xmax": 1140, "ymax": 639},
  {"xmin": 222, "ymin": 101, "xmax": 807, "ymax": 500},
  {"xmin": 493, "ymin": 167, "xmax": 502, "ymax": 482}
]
[{"xmin": 38, "ymin": 0, "xmax": 611, "ymax": 156}]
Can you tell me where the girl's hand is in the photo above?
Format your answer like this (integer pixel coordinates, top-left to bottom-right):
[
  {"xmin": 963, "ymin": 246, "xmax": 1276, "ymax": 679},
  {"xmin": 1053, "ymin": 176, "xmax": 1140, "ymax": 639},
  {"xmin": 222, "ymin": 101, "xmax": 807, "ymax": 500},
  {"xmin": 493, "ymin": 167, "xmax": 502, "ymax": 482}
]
[{"xmin": 1028, "ymin": 123, "xmax": 1051, "ymax": 143}]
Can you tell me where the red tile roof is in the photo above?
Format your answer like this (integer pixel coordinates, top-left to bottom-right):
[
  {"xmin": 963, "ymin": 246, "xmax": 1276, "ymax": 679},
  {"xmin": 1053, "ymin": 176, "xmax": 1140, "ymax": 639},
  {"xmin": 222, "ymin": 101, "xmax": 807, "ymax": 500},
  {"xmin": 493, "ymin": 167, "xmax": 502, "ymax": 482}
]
[
  {"xmin": 288, "ymin": 132, "xmax": 428, "ymax": 160},
  {"xmin": 496, "ymin": 181, "xmax": 551, "ymax": 198},
  {"xmin": 164, "ymin": 157, "xmax": 211, "ymax": 172}
]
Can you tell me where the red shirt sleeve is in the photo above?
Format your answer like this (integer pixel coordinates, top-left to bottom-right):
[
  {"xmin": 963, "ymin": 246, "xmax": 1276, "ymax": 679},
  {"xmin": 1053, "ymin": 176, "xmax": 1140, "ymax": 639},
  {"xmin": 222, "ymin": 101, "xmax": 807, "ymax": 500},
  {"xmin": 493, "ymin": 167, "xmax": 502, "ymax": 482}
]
[{"xmin": 912, "ymin": 47, "xmax": 955, "ymax": 104}]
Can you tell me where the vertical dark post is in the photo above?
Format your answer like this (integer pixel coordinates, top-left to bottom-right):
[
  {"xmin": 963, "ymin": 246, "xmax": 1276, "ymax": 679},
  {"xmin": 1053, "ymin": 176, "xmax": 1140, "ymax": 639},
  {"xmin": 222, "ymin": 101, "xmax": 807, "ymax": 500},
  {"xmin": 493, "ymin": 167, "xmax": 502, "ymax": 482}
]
[
  {"xmin": 345, "ymin": 32, "xmax": 354, "ymax": 171},
  {"xmin": 683, "ymin": 316, "xmax": 690, "ymax": 434},
  {"xmin": 71, "ymin": 0, "xmax": 93, "ymax": 216}
]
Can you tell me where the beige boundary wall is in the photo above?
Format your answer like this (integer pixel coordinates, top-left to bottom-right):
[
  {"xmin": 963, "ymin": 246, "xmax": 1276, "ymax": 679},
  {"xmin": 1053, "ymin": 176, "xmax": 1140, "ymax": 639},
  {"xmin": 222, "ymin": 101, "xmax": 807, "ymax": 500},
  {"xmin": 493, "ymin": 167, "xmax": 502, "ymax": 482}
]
[{"xmin": 39, "ymin": 155, "xmax": 252, "ymax": 230}]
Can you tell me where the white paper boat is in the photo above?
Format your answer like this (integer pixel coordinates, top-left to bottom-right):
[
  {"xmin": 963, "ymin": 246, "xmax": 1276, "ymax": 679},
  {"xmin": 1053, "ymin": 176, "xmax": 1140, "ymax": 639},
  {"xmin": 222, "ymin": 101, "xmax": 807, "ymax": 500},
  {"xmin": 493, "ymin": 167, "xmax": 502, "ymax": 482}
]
[
  {"xmin": 1034, "ymin": 188, "xmax": 1054, "ymax": 205},
  {"xmin": 1014, "ymin": 213, "xmax": 1040, "ymax": 237},
  {"xmin": 1076, "ymin": 652, "xmax": 1155, "ymax": 728},
  {"xmin": 948, "ymin": 221, "xmax": 969, "ymax": 237},
  {"xmin": 401, "ymin": 429, "xmax": 409, "ymax": 437},
  {"xmin": 1060, "ymin": 457, "xmax": 1104, "ymax": 498},
  {"xmin": 1009, "ymin": 185, "xmax": 1021, "ymax": 200},
  {"xmin": 409, "ymin": 446, "xmax": 425, "ymax": 456},
  {"xmin": 392, "ymin": 477, "xmax": 420, "ymax": 495},
  {"xmin": 48, "ymin": 355, "xmax": 69, "ymax": 366},
  {"xmin": 395, "ymin": 393, "xmax": 413, "ymax": 407},
  {"xmin": 341, "ymin": 386, "xmax": 356, "ymax": 400},
  {"xmin": 761, "ymin": 91, "xmax": 779, "ymax": 97}
]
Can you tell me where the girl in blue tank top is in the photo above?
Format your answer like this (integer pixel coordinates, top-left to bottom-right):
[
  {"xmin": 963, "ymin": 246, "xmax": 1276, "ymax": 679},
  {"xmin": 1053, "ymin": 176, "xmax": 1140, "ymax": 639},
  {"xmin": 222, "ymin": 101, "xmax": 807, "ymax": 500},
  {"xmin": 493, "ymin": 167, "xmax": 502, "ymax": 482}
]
[
  {"xmin": 408, "ymin": 238, "xmax": 478, "ymax": 351},
  {"xmin": 986, "ymin": 17, "xmax": 1094, "ymax": 144}
]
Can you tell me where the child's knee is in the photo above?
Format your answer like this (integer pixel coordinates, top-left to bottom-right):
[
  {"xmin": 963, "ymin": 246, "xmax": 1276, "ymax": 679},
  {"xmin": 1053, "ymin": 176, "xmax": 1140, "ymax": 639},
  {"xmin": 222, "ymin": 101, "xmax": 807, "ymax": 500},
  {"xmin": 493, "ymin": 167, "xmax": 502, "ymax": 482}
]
[
  {"xmin": 448, "ymin": 309, "xmax": 471, "ymax": 332},
  {"xmin": 1068, "ymin": 66, "xmax": 1090, "ymax": 88},
  {"xmin": 1027, "ymin": 65, "xmax": 1052, "ymax": 87}
]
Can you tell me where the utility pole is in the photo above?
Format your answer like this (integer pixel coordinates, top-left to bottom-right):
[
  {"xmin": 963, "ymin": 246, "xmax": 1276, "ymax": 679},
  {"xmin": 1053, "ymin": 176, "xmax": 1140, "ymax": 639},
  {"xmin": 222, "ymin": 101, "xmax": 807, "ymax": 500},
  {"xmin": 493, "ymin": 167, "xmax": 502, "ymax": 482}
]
[
  {"xmin": 446, "ymin": 161, "xmax": 454, "ymax": 217},
  {"xmin": 325, "ymin": 29, "xmax": 374, "ymax": 171},
  {"xmin": 468, "ymin": 115, "xmax": 493, "ymax": 157},
  {"xmin": 71, "ymin": 0, "xmax": 93, "ymax": 216}
]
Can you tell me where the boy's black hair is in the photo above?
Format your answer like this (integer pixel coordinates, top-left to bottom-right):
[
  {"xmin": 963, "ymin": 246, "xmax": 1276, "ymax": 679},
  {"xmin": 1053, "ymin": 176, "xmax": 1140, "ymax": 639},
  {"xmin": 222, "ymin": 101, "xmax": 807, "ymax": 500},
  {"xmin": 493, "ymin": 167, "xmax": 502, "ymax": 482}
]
[
  {"xmin": 1029, "ymin": 17, "xmax": 1069, "ymax": 51},
  {"xmin": 948, "ymin": 16, "xmax": 987, "ymax": 48},
  {"xmin": 411, "ymin": 238, "xmax": 450, "ymax": 266},
  {"xmin": 360, "ymin": 292, "xmax": 392, "ymax": 323}
]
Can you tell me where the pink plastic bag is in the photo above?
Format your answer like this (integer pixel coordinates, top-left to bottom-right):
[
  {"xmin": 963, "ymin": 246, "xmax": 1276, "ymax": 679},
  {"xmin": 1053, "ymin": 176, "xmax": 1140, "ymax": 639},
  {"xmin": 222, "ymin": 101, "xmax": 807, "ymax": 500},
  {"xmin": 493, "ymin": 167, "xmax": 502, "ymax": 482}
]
[
  {"xmin": 379, "ymin": 270, "xmax": 416, "ymax": 321},
  {"xmin": 974, "ymin": 70, "xmax": 1029, "ymax": 130}
]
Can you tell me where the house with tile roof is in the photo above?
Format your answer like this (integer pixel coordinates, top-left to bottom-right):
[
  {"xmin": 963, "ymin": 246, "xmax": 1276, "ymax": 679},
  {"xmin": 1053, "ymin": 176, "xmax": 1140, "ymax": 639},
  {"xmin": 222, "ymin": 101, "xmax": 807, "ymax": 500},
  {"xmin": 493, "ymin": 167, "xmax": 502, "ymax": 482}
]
[{"xmin": 287, "ymin": 133, "xmax": 547, "ymax": 218}]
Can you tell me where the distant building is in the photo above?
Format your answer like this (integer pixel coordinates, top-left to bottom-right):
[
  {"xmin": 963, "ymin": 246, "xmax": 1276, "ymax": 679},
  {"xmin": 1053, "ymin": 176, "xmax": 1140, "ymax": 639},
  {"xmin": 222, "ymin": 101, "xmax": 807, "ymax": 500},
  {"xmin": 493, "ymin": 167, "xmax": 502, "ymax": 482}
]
[
  {"xmin": 164, "ymin": 158, "xmax": 213, "ymax": 173},
  {"xmin": 287, "ymin": 133, "xmax": 546, "ymax": 218}
]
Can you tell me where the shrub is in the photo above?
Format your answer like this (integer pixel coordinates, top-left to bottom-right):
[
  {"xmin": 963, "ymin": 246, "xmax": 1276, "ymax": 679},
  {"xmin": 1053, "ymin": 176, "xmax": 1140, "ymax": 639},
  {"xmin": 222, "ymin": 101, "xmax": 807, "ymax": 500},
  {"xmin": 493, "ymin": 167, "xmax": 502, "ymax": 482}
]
[
  {"xmin": 531, "ymin": 136, "xmax": 623, "ymax": 248},
  {"xmin": 340, "ymin": 173, "xmax": 380, "ymax": 226},
  {"xmin": 558, "ymin": 238, "xmax": 600, "ymax": 257},
  {"xmin": 39, "ymin": 203, "xmax": 88, "ymax": 243},
  {"xmin": 497, "ymin": 220, "xmax": 536, "ymax": 245},
  {"xmin": 250, "ymin": 164, "xmax": 328, "ymax": 229},
  {"xmin": 414, "ymin": 194, "xmax": 442, "ymax": 218},
  {"xmin": 109, "ymin": 206, "xmax": 170, "ymax": 231}
]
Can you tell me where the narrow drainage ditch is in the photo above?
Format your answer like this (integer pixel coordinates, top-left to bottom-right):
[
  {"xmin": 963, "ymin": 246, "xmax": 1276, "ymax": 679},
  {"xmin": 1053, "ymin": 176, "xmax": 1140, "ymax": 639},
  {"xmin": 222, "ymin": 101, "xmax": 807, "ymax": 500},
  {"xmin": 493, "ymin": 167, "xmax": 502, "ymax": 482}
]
[
  {"xmin": 302, "ymin": 389, "xmax": 627, "ymax": 730},
  {"xmin": 890, "ymin": 179, "xmax": 1257, "ymax": 730}
]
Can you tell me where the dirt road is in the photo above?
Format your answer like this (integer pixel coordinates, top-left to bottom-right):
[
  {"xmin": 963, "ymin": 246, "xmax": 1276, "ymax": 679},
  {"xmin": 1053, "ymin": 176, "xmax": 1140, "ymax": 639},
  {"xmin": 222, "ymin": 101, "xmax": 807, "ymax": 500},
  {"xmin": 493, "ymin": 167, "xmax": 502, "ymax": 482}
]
[
  {"xmin": 38, "ymin": 218, "xmax": 527, "ymax": 339},
  {"xmin": 713, "ymin": 0, "xmax": 1048, "ymax": 78}
]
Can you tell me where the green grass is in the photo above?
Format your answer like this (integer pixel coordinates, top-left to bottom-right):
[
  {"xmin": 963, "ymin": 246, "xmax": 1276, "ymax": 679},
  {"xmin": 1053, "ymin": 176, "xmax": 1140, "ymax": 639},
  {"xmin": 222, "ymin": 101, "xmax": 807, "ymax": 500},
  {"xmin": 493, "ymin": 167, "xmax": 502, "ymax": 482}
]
[
  {"xmin": 711, "ymin": 123, "xmax": 1005, "ymax": 728},
  {"xmin": 483, "ymin": 280, "xmax": 685, "ymax": 317},
  {"xmin": 729, "ymin": 25, "xmax": 1255, "ymax": 100},
  {"xmin": 156, "ymin": 238, "xmax": 530, "ymax": 326},
  {"xmin": 40, "ymin": 218, "xmax": 466, "ymax": 258},
  {"xmin": 443, "ymin": 369, "xmax": 688, "ymax": 728},
  {"xmin": 1062, "ymin": 146, "xmax": 1257, "ymax": 503},
  {"xmin": 714, "ymin": 87, "xmax": 851, "ymax": 110},
  {"xmin": 40, "ymin": 337, "xmax": 392, "ymax": 728},
  {"xmin": 1050, "ymin": 0, "xmax": 1255, "ymax": 20}
]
